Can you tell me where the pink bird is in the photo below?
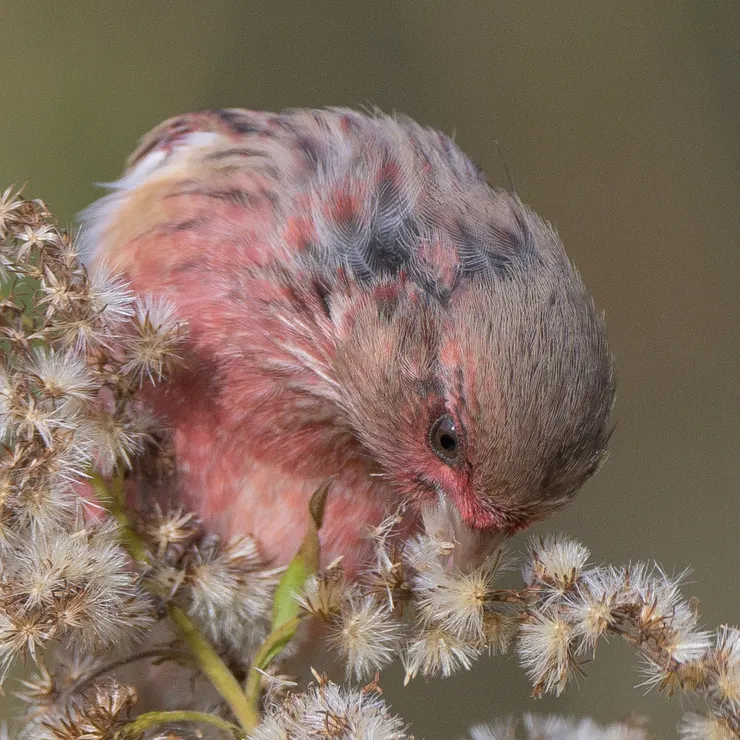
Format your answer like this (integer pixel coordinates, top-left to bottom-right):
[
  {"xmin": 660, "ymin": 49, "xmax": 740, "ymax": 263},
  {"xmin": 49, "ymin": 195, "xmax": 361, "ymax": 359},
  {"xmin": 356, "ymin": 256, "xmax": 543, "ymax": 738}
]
[{"xmin": 80, "ymin": 108, "xmax": 614, "ymax": 574}]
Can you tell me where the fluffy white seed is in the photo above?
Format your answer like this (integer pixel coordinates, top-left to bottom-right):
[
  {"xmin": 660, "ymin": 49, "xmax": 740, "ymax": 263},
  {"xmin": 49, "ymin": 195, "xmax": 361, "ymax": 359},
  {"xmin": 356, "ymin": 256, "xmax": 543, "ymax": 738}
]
[
  {"xmin": 328, "ymin": 596, "xmax": 404, "ymax": 680},
  {"xmin": 517, "ymin": 613, "xmax": 577, "ymax": 696},
  {"xmin": 253, "ymin": 680, "xmax": 410, "ymax": 740},
  {"xmin": 403, "ymin": 627, "xmax": 480, "ymax": 684}
]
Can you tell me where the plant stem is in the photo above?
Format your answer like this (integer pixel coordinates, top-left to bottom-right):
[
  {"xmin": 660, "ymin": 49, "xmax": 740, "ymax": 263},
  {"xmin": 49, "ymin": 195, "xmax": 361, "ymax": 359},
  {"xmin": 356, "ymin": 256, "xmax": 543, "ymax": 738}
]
[
  {"xmin": 89, "ymin": 471, "xmax": 148, "ymax": 562},
  {"xmin": 92, "ymin": 470, "xmax": 259, "ymax": 733},
  {"xmin": 244, "ymin": 615, "xmax": 301, "ymax": 711},
  {"xmin": 118, "ymin": 709, "xmax": 245, "ymax": 738},
  {"xmin": 168, "ymin": 603, "xmax": 260, "ymax": 732},
  {"xmin": 67, "ymin": 647, "xmax": 189, "ymax": 698}
]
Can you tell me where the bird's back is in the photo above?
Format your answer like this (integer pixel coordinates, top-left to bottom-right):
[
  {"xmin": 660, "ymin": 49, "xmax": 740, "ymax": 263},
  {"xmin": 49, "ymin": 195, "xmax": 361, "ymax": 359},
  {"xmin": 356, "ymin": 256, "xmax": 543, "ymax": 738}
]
[{"xmin": 82, "ymin": 108, "xmax": 534, "ymax": 301}]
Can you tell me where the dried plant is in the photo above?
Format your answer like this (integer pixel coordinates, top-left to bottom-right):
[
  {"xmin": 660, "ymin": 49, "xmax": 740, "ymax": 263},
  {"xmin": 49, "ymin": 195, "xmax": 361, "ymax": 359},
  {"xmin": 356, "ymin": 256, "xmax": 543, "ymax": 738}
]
[
  {"xmin": 464, "ymin": 715, "xmax": 649, "ymax": 740},
  {"xmin": 0, "ymin": 189, "xmax": 737, "ymax": 739}
]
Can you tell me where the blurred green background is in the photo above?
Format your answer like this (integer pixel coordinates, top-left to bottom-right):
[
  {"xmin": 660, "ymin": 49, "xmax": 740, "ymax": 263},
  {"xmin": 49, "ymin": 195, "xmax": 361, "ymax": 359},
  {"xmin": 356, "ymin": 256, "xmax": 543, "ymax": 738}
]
[{"xmin": 1, "ymin": 1, "xmax": 738, "ymax": 737}]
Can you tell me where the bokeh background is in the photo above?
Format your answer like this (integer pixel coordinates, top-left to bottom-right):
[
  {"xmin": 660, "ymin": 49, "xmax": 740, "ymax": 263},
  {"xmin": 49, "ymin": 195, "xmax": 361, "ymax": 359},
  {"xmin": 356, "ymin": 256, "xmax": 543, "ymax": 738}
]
[{"xmin": 1, "ymin": 1, "xmax": 738, "ymax": 736}]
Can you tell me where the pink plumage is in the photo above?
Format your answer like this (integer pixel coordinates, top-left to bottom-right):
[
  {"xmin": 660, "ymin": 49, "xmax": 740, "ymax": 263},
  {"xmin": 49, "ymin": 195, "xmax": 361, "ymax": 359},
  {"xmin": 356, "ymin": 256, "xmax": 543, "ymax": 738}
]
[{"xmin": 81, "ymin": 108, "xmax": 614, "ymax": 573}]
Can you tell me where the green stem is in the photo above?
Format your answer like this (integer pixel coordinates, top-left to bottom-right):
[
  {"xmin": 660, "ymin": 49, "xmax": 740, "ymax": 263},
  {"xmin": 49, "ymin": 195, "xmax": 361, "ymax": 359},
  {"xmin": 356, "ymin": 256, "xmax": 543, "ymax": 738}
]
[
  {"xmin": 118, "ymin": 709, "xmax": 245, "ymax": 738},
  {"xmin": 91, "ymin": 470, "xmax": 259, "ymax": 733},
  {"xmin": 90, "ymin": 471, "xmax": 148, "ymax": 562},
  {"xmin": 244, "ymin": 615, "xmax": 301, "ymax": 712},
  {"xmin": 168, "ymin": 603, "xmax": 260, "ymax": 732}
]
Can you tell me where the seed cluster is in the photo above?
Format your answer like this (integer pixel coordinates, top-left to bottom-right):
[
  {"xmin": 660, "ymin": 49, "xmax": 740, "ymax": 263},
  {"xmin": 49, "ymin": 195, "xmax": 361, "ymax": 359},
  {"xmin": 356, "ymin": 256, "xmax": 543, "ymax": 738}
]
[{"xmin": 1, "ymin": 190, "xmax": 737, "ymax": 739}]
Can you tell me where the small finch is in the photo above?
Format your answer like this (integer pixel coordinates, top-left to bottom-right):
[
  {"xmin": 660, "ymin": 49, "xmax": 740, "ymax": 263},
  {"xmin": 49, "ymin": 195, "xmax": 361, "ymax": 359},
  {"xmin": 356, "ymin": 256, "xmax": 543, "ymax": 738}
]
[{"xmin": 80, "ymin": 108, "xmax": 614, "ymax": 573}]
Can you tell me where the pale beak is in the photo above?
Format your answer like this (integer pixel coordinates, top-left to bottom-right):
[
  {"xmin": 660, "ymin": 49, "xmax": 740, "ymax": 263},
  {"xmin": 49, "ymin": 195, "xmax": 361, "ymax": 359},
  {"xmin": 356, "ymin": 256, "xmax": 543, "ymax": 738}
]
[{"xmin": 422, "ymin": 491, "xmax": 508, "ymax": 571}]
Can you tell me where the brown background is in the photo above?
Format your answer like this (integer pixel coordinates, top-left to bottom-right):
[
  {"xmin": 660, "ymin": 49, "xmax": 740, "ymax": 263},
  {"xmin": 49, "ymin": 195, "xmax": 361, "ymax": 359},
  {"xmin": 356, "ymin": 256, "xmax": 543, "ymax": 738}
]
[{"xmin": 1, "ymin": 2, "xmax": 738, "ymax": 736}]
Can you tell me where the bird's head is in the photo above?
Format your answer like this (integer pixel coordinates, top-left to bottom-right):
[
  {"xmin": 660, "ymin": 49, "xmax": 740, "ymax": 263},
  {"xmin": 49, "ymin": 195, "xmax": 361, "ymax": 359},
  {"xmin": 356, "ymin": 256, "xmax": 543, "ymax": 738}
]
[{"xmin": 329, "ymin": 193, "xmax": 615, "ymax": 568}]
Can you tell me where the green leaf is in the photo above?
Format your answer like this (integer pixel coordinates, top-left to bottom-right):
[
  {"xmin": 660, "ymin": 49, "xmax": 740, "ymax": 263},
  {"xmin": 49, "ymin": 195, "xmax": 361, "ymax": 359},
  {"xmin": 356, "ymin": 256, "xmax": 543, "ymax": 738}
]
[
  {"xmin": 243, "ymin": 482, "xmax": 331, "ymax": 715},
  {"xmin": 270, "ymin": 480, "xmax": 330, "ymax": 631}
]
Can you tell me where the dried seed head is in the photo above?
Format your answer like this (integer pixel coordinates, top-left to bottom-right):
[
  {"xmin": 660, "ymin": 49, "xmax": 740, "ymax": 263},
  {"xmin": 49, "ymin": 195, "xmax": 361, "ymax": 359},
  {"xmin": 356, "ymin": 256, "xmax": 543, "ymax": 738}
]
[
  {"xmin": 24, "ymin": 348, "xmax": 97, "ymax": 406},
  {"xmin": 710, "ymin": 625, "xmax": 740, "ymax": 716},
  {"xmin": 30, "ymin": 679, "xmax": 137, "ymax": 740},
  {"xmin": 403, "ymin": 627, "xmax": 480, "ymax": 684},
  {"xmin": 679, "ymin": 713, "xmax": 736, "ymax": 740},
  {"xmin": 517, "ymin": 612, "xmax": 577, "ymax": 697},
  {"xmin": 253, "ymin": 680, "xmax": 409, "ymax": 740},
  {"xmin": 296, "ymin": 566, "xmax": 347, "ymax": 620},
  {"xmin": 121, "ymin": 294, "xmax": 186, "ymax": 385},
  {"xmin": 141, "ymin": 505, "xmax": 200, "ymax": 559},
  {"xmin": 413, "ymin": 554, "xmax": 502, "ymax": 641},
  {"xmin": 185, "ymin": 534, "xmax": 280, "ymax": 651},
  {"xmin": 328, "ymin": 595, "xmax": 404, "ymax": 680},
  {"xmin": 0, "ymin": 186, "xmax": 24, "ymax": 238},
  {"xmin": 564, "ymin": 566, "xmax": 625, "ymax": 652},
  {"xmin": 524, "ymin": 535, "xmax": 590, "ymax": 601}
]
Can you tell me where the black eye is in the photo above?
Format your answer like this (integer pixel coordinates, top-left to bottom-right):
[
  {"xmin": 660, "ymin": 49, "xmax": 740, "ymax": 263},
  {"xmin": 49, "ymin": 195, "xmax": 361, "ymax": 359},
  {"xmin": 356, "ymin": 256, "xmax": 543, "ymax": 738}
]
[{"xmin": 429, "ymin": 415, "xmax": 460, "ymax": 464}]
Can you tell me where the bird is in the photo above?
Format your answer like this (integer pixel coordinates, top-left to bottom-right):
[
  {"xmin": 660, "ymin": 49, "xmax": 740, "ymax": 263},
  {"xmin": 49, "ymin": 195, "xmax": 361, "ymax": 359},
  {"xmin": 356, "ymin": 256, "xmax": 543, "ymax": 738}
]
[{"xmin": 79, "ymin": 107, "xmax": 615, "ymax": 575}]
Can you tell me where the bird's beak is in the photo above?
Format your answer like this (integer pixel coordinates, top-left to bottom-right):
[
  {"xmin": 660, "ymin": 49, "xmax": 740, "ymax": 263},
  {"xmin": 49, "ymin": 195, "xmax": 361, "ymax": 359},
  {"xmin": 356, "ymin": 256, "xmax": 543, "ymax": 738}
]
[{"xmin": 421, "ymin": 491, "xmax": 508, "ymax": 571}]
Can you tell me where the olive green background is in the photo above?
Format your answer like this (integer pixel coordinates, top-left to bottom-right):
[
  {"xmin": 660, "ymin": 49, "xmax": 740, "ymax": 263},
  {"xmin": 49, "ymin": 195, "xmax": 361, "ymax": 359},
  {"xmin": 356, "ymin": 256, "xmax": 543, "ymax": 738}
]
[{"xmin": 1, "ymin": 2, "xmax": 738, "ymax": 737}]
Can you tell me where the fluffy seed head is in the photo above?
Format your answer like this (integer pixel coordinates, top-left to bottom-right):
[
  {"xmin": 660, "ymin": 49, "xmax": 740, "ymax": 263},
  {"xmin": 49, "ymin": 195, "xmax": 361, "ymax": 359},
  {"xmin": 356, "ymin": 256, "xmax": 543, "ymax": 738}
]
[
  {"xmin": 296, "ymin": 566, "xmax": 347, "ymax": 620},
  {"xmin": 710, "ymin": 625, "xmax": 740, "ymax": 715},
  {"xmin": 679, "ymin": 713, "xmax": 736, "ymax": 740},
  {"xmin": 253, "ymin": 679, "xmax": 410, "ymax": 740},
  {"xmin": 121, "ymin": 294, "xmax": 186, "ymax": 385},
  {"xmin": 517, "ymin": 613, "xmax": 577, "ymax": 696},
  {"xmin": 413, "ymin": 552, "xmax": 502, "ymax": 641},
  {"xmin": 467, "ymin": 714, "xmax": 649, "ymax": 740},
  {"xmin": 184, "ymin": 534, "xmax": 280, "ymax": 651},
  {"xmin": 403, "ymin": 627, "xmax": 480, "ymax": 683},
  {"xmin": 328, "ymin": 595, "xmax": 404, "ymax": 680},
  {"xmin": 524, "ymin": 535, "xmax": 590, "ymax": 600},
  {"xmin": 24, "ymin": 348, "xmax": 96, "ymax": 406},
  {"xmin": 563, "ymin": 566, "xmax": 624, "ymax": 651}
]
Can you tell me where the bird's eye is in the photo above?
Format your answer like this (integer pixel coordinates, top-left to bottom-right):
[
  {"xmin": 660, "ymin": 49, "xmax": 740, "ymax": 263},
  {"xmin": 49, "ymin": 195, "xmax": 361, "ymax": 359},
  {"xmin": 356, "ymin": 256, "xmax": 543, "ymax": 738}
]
[{"xmin": 429, "ymin": 414, "xmax": 460, "ymax": 464}]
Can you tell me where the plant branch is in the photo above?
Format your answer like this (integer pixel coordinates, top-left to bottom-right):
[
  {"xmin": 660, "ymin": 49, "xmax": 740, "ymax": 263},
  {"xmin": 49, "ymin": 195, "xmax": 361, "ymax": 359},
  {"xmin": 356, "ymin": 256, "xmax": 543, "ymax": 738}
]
[
  {"xmin": 66, "ymin": 647, "xmax": 189, "ymax": 698},
  {"xmin": 118, "ymin": 709, "xmax": 245, "ymax": 738},
  {"xmin": 92, "ymin": 470, "xmax": 259, "ymax": 733},
  {"xmin": 89, "ymin": 471, "xmax": 148, "ymax": 563},
  {"xmin": 244, "ymin": 615, "xmax": 302, "ymax": 712},
  {"xmin": 168, "ymin": 603, "xmax": 260, "ymax": 732}
]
